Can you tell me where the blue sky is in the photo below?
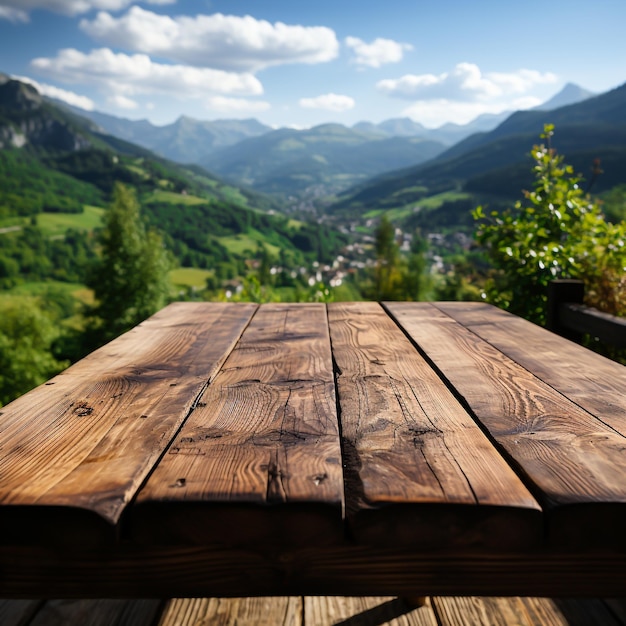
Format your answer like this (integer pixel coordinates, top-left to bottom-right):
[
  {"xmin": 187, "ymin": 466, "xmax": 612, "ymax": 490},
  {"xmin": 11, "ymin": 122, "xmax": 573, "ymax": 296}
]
[{"xmin": 1, "ymin": 0, "xmax": 624, "ymax": 129}]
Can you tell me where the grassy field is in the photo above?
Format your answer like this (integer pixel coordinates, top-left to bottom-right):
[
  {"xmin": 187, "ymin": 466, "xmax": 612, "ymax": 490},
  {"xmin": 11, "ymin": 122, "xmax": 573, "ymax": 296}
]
[
  {"xmin": 0, "ymin": 217, "xmax": 25, "ymax": 229},
  {"xmin": 219, "ymin": 232, "xmax": 281, "ymax": 257},
  {"xmin": 287, "ymin": 218, "xmax": 305, "ymax": 230},
  {"xmin": 6, "ymin": 280, "xmax": 95, "ymax": 304},
  {"xmin": 417, "ymin": 190, "xmax": 470, "ymax": 209},
  {"xmin": 36, "ymin": 206, "xmax": 106, "ymax": 236},
  {"xmin": 8, "ymin": 271, "xmax": 229, "ymax": 309},
  {"xmin": 147, "ymin": 190, "xmax": 208, "ymax": 206},
  {"xmin": 169, "ymin": 267, "xmax": 213, "ymax": 288},
  {"xmin": 216, "ymin": 185, "xmax": 249, "ymax": 208},
  {"xmin": 363, "ymin": 190, "xmax": 471, "ymax": 222},
  {"xmin": 125, "ymin": 166, "xmax": 150, "ymax": 179},
  {"xmin": 1, "ymin": 206, "xmax": 106, "ymax": 237}
]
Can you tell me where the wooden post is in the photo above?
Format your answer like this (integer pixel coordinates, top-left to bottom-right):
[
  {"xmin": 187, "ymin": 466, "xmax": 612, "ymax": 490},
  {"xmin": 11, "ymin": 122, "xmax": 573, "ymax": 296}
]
[{"xmin": 547, "ymin": 279, "xmax": 584, "ymax": 342}]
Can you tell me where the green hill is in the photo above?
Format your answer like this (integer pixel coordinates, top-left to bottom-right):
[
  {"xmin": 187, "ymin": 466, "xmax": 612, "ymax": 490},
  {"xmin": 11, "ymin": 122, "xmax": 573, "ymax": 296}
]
[
  {"xmin": 0, "ymin": 76, "xmax": 346, "ymax": 292},
  {"xmin": 201, "ymin": 123, "xmax": 446, "ymax": 197},
  {"xmin": 330, "ymin": 81, "xmax": 626, "ymax": 224}
]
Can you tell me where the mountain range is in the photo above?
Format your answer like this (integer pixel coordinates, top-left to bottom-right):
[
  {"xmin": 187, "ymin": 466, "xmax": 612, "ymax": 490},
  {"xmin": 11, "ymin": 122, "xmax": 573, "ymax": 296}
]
[
  {"xmin": 62, "ymin": 108, "xmax": 273, "ymax": 165},
  {"xmin": 0, "ymin": 76, "xmax": 352, "ymax": 279},
  {"xmin": 51, "ymin": 82, "xmax": 593, "ymax": 200},
  {"xmin": 201, "ymin": 124, "xmax": 447, "ymax": 196},
  {"xmin": 331, "ymin": 81, "xmax": 626, "ymax": 222},
  {"xmin": 3, "ymin": 71, "xmax": 619, "ymax": 239},
  {"xmin": 64, "ymin": 82, "xmax": 594, "ymax": 166}
]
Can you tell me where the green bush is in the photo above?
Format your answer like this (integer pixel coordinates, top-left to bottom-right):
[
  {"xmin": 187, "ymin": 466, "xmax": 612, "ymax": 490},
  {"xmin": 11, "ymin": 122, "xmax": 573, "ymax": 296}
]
[
  {"xmin": 474, "ymin": 125, "xmax": 626, "ymax": 324},
  {"xmin": 0, "ymin": 296, "xmax": 68, "ymax": 406}
]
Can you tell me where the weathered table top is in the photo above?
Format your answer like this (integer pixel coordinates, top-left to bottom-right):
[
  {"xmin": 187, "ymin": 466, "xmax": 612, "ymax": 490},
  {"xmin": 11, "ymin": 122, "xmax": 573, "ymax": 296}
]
[{"xmin": 1, "ymin": 301, "xmax": 625, "ymax": 598}]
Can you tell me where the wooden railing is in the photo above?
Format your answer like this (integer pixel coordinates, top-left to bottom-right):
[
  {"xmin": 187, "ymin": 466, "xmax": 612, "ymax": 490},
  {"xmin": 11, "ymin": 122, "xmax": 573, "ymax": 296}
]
[{"xmin": 547, "ymin": 279, "xmax": 626, "ymax": 348}]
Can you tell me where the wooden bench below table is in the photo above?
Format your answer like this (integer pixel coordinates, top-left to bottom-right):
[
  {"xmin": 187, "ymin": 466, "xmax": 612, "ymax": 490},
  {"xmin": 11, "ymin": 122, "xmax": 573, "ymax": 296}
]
[{"xmin": 0, "ymin": 302, "xmax": 624, "ymax": 598}]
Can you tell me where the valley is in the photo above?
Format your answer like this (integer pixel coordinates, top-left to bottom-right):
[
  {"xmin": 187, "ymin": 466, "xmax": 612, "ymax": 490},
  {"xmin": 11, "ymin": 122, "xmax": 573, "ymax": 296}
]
[{"xmin": 1, "ymin": 72, "xmax": 625, "ymax": 405}]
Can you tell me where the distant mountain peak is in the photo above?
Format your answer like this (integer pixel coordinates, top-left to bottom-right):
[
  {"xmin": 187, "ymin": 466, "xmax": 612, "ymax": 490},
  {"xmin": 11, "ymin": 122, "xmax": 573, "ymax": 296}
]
[
  {"xmin": 535, "ymin": 82, "xmax": 594, "ymax": 111},
  {"xmin": 378, "ymin": 117, "xmax": 428, "ymax": 136},
  {"xmin": 175, "ymin": 114, "xmax": 197, "ymax": 124},
  {"xmin": 310, "ymin": 122, "xmax": 352, "ymax": 133}
]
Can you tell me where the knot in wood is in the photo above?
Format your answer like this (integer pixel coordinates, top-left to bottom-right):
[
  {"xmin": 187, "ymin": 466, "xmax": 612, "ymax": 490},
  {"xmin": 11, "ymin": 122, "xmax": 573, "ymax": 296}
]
[
  {"xmin": 73, "ymin": 402, "xmax": 94, "ymax": 417},
  {"xmin": 311, "ymin": 473, "xmax": 328, "ymax": 486}
]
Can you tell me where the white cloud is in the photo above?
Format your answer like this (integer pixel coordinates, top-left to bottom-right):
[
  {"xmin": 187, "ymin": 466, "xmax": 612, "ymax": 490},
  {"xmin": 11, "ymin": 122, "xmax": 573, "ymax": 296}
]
[
  {"xmin": 401, "ymin": 97, "xmax": 544, "ymax": 128},
  {"xmin": 345, "ymin": 36, "xmax": 412, "ymax": 68},
  {"xmin": 511, "ymin": 95, "xmax": 544, "ymax": 110},
  {"xmin": 80, "ymin": 7, "xmax": 339, "ymax": 72},
  {"xmin": 107, "ymin": 94, "xmax": 138, "ymax": 109},
  {"xmin": 0, "ymin": 6, "xmax": 28, "ymax": 21},
  {"xmin": 487, "ymin": 69, "xmax": 559, "ymax": 94},
  {"xmin": 0, "ymin": 0, "xmax": 175, "ymax": 21},
  {"xmin": 206, "ymin": 96, "xmax": 270, "ymax": 114},
  {"xmin": 13, "ymin": 75, "xmax": 95, "ymax": 110},
  {"xmin": 402, "ymin": 100, "xmax": 496, "ymax": 127},
  {"xmin": 378, "ymin": 63, "xmax": 557, "ymax": 101},
  {"xmin": 31, "ymin": 48, "xmax": 263, "ymax": 100},
  {"xmin": 299, "ymin": 93, "xmax": 355, "ymax": 112}
]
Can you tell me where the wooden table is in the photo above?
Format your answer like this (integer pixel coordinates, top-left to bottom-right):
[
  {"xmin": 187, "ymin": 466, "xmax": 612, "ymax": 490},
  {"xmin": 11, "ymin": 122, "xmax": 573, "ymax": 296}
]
[{"xmin": 0, "ymin": 302, "xmax": 625, "ymax": 598}]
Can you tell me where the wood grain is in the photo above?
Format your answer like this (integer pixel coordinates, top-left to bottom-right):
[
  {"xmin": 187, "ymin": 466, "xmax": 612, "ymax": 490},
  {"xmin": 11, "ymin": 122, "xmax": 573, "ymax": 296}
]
[
  {"xmin": 305, "ymin": 596, "xmax": 438, "ymax": 625},
  {"xmin": 1, "ymin": 545, "xmax": 624, "ymax": 598},
  {"xmin": 386, "ymin": 302, "xmax": 626, "ymax": 550},
  {"xmin": 2, "ymin": 597, "xmax": 622, "ymax": 626},
  {"xmin": 0, "ymin": 302, "xmax": 256, "ymax": 546},
  {"xmin": 432, "ymin": 596, "xmax": 624, "ymax": 626},
  {"xmin": 328, "ymin": 302, "xmax": 540, "ymax": 550},
  {"xmin": 29, "ymin": 599, "xmax": 161, "ymax": 626},
  {"xmin": 432, "ymin": 597, "xmax": 530, "ymax": 626},
  {"xmin": 433, "ymin": 301, "xmax": 626, "ymax": 437},
  {"xmin": 158, "ymin": 597, "xmax": 302, "ymax": 626},
  {"xmin": 132, "ymin": 303, "xmax": 344, "ymax": 548}
]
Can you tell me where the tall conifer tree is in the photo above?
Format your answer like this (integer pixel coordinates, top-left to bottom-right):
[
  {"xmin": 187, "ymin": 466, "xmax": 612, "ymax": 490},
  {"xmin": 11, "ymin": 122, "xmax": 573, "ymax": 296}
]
[{"xmin": 88, "ymin": 183, "xmax": 172, "ymax": 343}]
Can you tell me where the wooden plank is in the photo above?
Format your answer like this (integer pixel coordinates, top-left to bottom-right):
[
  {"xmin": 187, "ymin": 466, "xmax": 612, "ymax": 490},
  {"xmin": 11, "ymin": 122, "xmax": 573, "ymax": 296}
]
[
  {"xmin": 29, "ymin": 599, "xmax": 161, "ymax": 626},
  {"xmin": 433, "ymin": 301, "xmax": 626, "ymax": 437},
  {"xmin": 606, "ymin": 598, "xmax": 626, "ymax": 623},
  {"xmin": 328, "ymin": 302, "xmax": 540, "ymax": 550},
  {"xmin": 158, "ymin": 597, "xmax": 302, "ymax": 626},
  {"xmin": 0, "ymin": 545, "xmax": 285, "ymax": 598},
  {"xmin": 386, "ymin": 302, "xmax": 626, "ymax": 550},
  {"xmin": 8, "ymin": 596, "xmax": 620, "ymax": 626},
  {"xmin": 432, "ymin": 597, "xmax": 624, "ymax": 626},
  {"xmin": 1, "ymin": 545, "xmax": 625, "ymax": 598},
  {"xmin": 522, "ymin": 598, "xmax": 625, "ymax": 626},
  {"xmin": 0, "ymin": 302, "xmax": 256, "ymax": 547},
  {"xmin": 432, "ymin": 597, "xmax": 531, "ymax": 626},
  {"xmin": 305, "ymin": 596, "xmax": 438, "ymax": 625},
  {"xmin": 0, "ymin": 599, "xmax": 43, "ymax": 625},
  {"xmin": 131, "ymin": 303, "xmax": 344, "ymax": 548}
]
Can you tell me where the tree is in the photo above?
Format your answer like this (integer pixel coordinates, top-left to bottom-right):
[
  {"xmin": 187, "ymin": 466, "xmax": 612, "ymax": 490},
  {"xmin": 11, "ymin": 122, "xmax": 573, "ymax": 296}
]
[
  {"xmin": 87, "ymin": 183, "xmax": 173, "ymax": 343},
  {"xmin": 400, "ymin": 230, "xmax": 430, "ymax": 301},
  {"xmin": 358, "ymin": 218, "xmax": 430, "ymax": 301},
  {"xmin": 372, "ymin": 215, "xmax": 401, "ymax": 299},
  {"xmin": 474, "ymin": 125, "xmax": 626, "ymax": 324},
  {"xmin": 0, "ymin": 296, "xmax": 68, "ymax": 407}
]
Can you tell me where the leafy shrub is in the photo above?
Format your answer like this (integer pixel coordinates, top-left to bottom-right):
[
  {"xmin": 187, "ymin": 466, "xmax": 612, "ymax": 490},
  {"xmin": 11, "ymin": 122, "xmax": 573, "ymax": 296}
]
[
  {"xmin": 0, "ymin": 296, "xmax": 68, "ymax": 406},
  {"xmin": 474, "ymin": 125, "xmax": 626, "ymax": 324}
]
